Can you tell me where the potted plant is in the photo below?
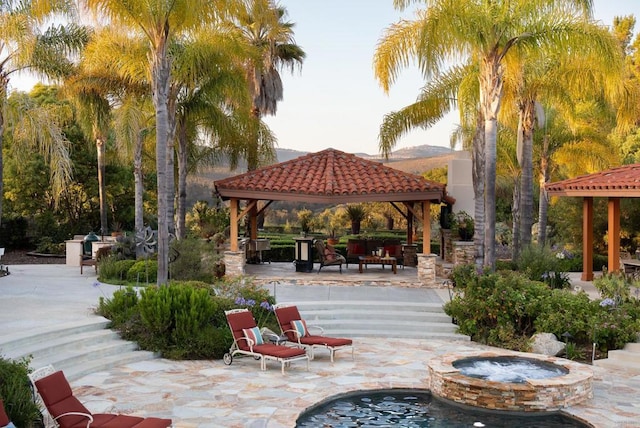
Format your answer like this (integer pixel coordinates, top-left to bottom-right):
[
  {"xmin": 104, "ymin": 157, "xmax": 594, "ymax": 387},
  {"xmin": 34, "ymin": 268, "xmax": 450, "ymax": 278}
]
[
  {"xmin": 346, "ymin": 204, "xmax": 366, "ymax": 235},
  {"xmin": 297, "ymin": 209, "xmax": 314, "ymax": 236},
  {"xmin": 326, "ymin": 209, "xmax": 348, "ymax": 245},
  {"xmin": 451, "ymin": 211, "xmax": 474, "ymax": 241}
]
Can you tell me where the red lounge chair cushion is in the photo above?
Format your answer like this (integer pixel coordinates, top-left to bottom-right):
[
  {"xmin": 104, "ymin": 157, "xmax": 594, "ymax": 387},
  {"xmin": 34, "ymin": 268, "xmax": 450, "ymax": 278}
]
[
  {"xmin": 300, "ymin": 336, "xmax": 353, "ymax": 347},
  {"xmin": 252, "ymin": 343, "xmax": 306, "ymax": 359},
  {"xmin": 0, "ymin": 399, "xmax": 10, "ymax": 426},
  {"xmin": 130, "ymin": 417, "xmax": 173, "ymax": 428},
  {"xmin": 96, "ymin": 414, "xmax": 144, "ymax": 427},
  {"xmin": 274, "ymin": 305, "xmax": 302, "ymax": 341}
]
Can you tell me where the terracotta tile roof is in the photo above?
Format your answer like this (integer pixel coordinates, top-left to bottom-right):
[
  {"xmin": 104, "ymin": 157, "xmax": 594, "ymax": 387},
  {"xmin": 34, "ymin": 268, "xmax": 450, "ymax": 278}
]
[
  {"xmin": 214, "ymin": 148, "xmax": 445, "ymax": 203},
  {"xmin": 545, "ymin": 164, "xmax": 640, "ymax": 197}
]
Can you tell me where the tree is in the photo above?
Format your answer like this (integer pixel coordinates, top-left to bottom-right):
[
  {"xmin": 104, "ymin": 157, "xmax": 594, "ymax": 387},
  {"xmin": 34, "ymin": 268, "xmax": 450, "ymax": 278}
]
[
  {"xmin": 233, "ymin": 0, "xmax": 305, "ymax": 170},
  {"xmin": 83, "ymin": 0, "xmax": 236, "ymax": 285},
  {"xmin": 374, "ymin": 0, "xmax": 609, "ymax": 269},
  {"xmin": 0, "ymin": 0, "xmax": 88, "ymax": 223}
]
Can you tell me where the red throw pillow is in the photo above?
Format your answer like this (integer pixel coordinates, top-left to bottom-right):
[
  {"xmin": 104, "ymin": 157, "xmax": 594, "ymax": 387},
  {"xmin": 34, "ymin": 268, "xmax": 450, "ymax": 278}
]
[{"xmin": 324, "ymin": 247, "xmax": 336, "ymax": 261}]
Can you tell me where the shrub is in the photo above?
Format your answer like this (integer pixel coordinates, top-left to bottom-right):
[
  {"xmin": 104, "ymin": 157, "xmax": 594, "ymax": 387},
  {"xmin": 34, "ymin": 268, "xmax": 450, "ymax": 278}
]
[
  {"xmin": 97, "ymin": 286, "xmax": 139, "ymax": 327},
  {"xmin": 127, "ymin": 260, "xmax": 158, "ymax": 283},
  {"xmin": 516, "ymin": 245, "xmax": 564, "ymax": 283},
  {"xmin": 593, "ymin": 270, "xmax": 632, "ymax": 302},
  {"xmin": 169, "ymin": 238, "xmax": 216, "ymax": 282},
  {"xmin": 449, "ymin": 264, "xmax": 477, "ymax": 289},
  {"xmin": 98, "ymin": 257, "xmax": 137, "ymax": 283},
  {"xmin": 0, "ymin": 357, "xmax": 41, "ymax": 427}
]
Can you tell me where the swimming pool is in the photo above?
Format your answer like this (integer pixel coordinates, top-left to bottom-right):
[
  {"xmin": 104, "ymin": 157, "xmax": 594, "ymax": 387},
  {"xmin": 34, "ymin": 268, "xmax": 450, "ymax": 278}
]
[{"xmin": 295, "ymin": 389, "xmax": 589, "ymax": 427}]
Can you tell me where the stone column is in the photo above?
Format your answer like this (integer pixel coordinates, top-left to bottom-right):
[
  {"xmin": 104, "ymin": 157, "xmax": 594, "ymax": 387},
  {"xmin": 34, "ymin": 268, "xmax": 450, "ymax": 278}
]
[
  {"xmin": 417, "ymin": 253, "xmax": 437, "ymax": 287},
  {"xmin": 224, "ymin": 250, "xmax": 245, "ymax": 276}
]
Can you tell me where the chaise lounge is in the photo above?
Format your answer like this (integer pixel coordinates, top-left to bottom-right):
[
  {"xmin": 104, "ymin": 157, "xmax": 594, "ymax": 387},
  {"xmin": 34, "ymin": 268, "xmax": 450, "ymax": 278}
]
[
  {"xmin": 274, "ymin": 303, "xmax": 354, "ymax": 362},
  {"xmin": 33, "ymin": 369, "xmax": 172, "ymax": 428},
  {"xmin": 223, "ymin": 308, "xmax": 309, "ymax": 374}
]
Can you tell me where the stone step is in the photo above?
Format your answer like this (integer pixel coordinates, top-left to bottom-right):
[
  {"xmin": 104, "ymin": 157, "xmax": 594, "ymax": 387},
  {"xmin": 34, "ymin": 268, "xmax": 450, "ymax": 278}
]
[
  {"xmin": 598, "ymin": 348, "xmax": 640, "ymax": 364},
  {"xmin": 289, "ymin": 300, "xmax": 468, "ymax": 341},
  {"xmin": 294, "ymin": 301, "xmax": 445, "ymax": 312},
  {"xmin": 593, "ymin": 357, "xmax": 640, "ymax": 374},
  {"xmin": 0, "ymin": 318, "xmax": 110, "ymax": 355},
  {"xmin": 624, "ymin": 342, "xmax": 640, "ymax": 352},
  {"xmin": 0, "ymin": 316, "xmax": 159, "ymax": 382}
]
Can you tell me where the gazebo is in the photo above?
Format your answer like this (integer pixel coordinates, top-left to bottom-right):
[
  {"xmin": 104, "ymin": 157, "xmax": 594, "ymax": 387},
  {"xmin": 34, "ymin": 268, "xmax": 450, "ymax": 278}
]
[
  {"xmin": 545, "ymin": 164, "xmax": 640, "ymax": 281},
  {"xmin": 214, "ymin": 148, "xmax": 447, "ymax": 281}
]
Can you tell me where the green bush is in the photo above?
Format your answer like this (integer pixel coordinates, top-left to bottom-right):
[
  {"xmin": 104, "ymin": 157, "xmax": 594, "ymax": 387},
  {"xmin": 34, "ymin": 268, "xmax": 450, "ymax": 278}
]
[
  {"xmin": 593, "ymin": 270, "xmax": 633, "ymax": 302},
  {"xmin": 449, "ymin": 264, "xmax": 477, "ymax": 289},
  {"xmin": 127, "ymin": 260, "xmax": 158, "ymax": 283},
  {"xmin": 0, "ymin": 357, "xmax": 42, "ymax": 427},
  {"xmin": 445, "ymin": 268, "xmax": 640, "ymax": 354},
  {"xmin": 169, "ymin": 238, "xmax": 216, "ymax": 282},
  {"xmin": 98, "ymin": 257, "xmax": 137, "ymax": 283},
  {"xmin": 97, "ymin": 286, "xmax": 139, "ymax": 327}
]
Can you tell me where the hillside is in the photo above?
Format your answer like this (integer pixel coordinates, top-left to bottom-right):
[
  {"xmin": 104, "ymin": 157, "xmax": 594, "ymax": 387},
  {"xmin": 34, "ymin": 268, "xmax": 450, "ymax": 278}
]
[{"xmin": 187, "ymin": 145, "xmax": 464, "ymax": 203}]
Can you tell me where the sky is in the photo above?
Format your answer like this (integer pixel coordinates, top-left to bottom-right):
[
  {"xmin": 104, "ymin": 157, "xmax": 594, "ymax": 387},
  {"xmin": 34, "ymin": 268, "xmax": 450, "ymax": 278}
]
[
  {"xmin": 261, "ymin": 0, "xmax": 640, "ymax": 155},
  {"xmin": 9, "ymin": 0, "xmax": 640, "ymax": 156}
]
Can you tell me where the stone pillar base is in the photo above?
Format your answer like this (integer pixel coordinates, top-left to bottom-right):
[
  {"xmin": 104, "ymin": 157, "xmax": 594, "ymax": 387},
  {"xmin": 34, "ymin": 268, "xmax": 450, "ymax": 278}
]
[
  {"xmin": 224, "ymin": 250, "xmax": 245, "ymax": 276},
  {"xmin": 417, "ymin": 253, "xmax": 438, "ymax": 287}
]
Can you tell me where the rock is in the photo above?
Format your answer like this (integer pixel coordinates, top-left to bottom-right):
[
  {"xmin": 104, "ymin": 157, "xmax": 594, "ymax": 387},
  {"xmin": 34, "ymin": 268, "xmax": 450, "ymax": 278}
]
[{"xmin": 530, "ymin": 333, "xmax": 566, "ymax": 356}]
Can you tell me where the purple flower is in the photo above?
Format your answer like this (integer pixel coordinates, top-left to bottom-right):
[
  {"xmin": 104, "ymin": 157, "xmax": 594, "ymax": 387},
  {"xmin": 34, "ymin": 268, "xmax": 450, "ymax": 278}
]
[{"xmin": 600, "ymin": 298, "xmax": 616, "ymax": 308}]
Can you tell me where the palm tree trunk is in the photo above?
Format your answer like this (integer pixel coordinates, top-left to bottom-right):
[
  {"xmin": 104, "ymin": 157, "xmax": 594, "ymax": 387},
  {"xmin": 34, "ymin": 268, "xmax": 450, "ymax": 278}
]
[
  {"xmin": 152, "ymin": 40, "xmax": 172, "ymax": 286},
  {"xmin": 0, "ymin": 84, "xmax": 5, "ymax": 226},
  {"xmin": 97, "ymin": 137, "xmax": 108, "ymax": 236},
  {"xmin": 538, "ymin": 135, "xmax": 550, "ymax": 246},
  {"xmin": 479, "ymin": 56, "xmax": 504, "ymax": 270},
  {"xmin": 134, "ymin": 129, "xmax": 145, "ymax": 258},
  {"xmin": 512, "ymin": 177, "xmax": 521, "ymax": 262},
  {"xmin": 166, "ymin": 94, "xmax": 177, "ymax": 237},
  {"xmin": 518, "ymin": 99, "xmax": 535, "ymax": 249},
  {"xmin": 472, "ymin": 112, "xmax": 485, "ymax": 268},
  {"xmin": 176, "ymin": 117, "xmax": 188, "ymax": 239}
]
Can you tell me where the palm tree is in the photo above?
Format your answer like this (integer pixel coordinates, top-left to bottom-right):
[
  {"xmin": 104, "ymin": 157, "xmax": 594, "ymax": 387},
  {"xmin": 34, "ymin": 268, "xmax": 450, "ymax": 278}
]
[
  {"xmin": 505, "ymin": 26, "xmax": 625, "ymax": 253},
  {"xmin": 0, "ymin": 1, "xmax": 88, "ymax": 223},
  {"xmin": 233, "ymin": 0, "xmax": 305, "ymax": 170},
  {"xmin": 374, "ymin": 0, "xmax": 609, "ymax": 268},
  {"xmin": 83, "ymin": 0, "xmax": 238, "ymax": 285}
]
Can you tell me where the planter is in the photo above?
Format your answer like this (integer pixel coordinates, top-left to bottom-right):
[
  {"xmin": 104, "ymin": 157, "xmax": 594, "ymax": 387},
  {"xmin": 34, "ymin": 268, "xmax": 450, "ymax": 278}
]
[{"xmin": 327, "ymin": 237, "xmax": 340, "ymax": 246}]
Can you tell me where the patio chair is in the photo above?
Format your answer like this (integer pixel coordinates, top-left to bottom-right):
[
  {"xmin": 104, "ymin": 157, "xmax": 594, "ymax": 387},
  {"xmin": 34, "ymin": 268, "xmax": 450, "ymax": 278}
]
[
  {"xmin": 274, "ymin": 303, "xmax": 354, "ymax": 362},
  {"xmin": 314, "ymin": 239, "xmax": 346, "ymax": 273},
  {"xmin": 223, "ymin": 308, "xmax": 309, "ymax": 374},
  {"xmin": 33, "ymin": 369, "xmax": 172, "ymax": 428}
]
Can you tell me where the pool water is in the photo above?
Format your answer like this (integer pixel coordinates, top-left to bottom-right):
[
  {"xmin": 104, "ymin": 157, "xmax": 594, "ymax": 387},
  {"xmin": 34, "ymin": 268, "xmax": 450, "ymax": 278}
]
[
  {"xmin": 295, "ymin": 390, "xmax": 588, "ymax": 427},
  {"xmin": 452, "ymin": 356, "xmax": 569, "ymax": 383}
]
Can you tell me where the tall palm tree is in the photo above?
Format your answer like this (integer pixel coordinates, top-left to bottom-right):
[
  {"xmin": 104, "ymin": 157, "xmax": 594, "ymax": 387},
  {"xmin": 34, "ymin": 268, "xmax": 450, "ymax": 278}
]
[
  {"xmin": 0, "ymin": 0, "xmax": 88, "ymax": 223},
  {"xmin": 83, "ymin": 0, "xmax": 236, "ymax": 285},
  {"xmin": 375, "ymin": 0, "xmax": 606, "ymax": 268},
  {"xmin": 505, "ymin": 26, "xmax": 625, "ymax": 254},
  {"xmin": 233, "ymin": 0, "xmax": 305, "ymax": 170}
]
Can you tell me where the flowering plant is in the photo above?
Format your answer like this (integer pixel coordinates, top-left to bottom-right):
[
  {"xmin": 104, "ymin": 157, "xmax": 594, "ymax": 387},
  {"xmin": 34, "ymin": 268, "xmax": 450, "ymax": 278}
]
[{"xmin": 234, "ymin": 296, "xmax": 275, "ymax": 328}]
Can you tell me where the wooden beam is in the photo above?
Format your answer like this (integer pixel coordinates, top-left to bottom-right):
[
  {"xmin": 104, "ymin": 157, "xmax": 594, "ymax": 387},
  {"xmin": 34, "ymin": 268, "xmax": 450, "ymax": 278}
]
[
  {"xmin": 422, "ymin": 201, "xmax": 431, "ymax": 253},
  {"xmin": 230, "ymin": 198, "xmax": 239, "ymax": 251},
  {"xmin": 582, "ymin": 197, "xmax": 593, "ymax": 281},
  {"xmin": 608, "ymin": 197, "xmax": 621, "ymax": 272}
]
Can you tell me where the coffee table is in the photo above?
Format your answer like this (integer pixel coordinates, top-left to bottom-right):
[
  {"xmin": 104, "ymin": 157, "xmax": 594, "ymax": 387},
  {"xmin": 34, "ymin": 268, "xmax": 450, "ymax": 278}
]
[{"xmin": 358, "ymin": 256, "xmax": 397, "ymax": 274}]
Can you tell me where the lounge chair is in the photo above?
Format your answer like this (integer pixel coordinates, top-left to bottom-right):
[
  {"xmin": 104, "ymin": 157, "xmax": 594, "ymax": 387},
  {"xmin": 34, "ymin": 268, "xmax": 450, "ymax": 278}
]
[
  {"xmin": 274, "ymin": 303, "xmax": 354, "ymax": 362},
  {"xmin": 33, "ymin": 369, "xmax": 172, "ymax": 428},
  {"xmin": 223, "ymin": 308, "xmax": 309, "ymax": 374},
  {"xmin": 314, "ymin": 239, "xmax": 346, "ymax": 273},
  {"xmin": 1, "ymin": 399, "xmax": 14, "ymax": 428}
]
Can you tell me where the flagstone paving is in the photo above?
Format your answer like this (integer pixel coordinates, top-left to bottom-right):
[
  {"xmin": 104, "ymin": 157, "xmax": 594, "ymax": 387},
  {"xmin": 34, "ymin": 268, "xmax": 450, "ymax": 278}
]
[{"xmin": 2, "ymin": 265, "xmax": 640, "ymax": 427}]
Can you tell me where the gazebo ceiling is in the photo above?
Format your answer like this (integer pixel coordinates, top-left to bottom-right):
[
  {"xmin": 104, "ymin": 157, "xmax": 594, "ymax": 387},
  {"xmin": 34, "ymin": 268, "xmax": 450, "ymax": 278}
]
[
  {"xmin": 546, "ymin": 164, "xmax": 640, "ymax": 197},
  {"xmin": 214, "ymin": 148, "xmax": 446, "ymax": 203}
]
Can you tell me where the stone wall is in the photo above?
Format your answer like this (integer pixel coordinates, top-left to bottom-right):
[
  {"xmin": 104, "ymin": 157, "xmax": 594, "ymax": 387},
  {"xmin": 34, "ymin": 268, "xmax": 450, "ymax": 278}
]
[{"xmin": 452, "ymin": 241, "xmax": 474, "ymax": 265}]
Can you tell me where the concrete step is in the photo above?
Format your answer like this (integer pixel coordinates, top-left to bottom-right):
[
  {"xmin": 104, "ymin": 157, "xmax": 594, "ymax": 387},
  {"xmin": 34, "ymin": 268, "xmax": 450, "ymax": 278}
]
[
  {"xmin": 290, "ymin": 300, "xmax": 469, "ymax": 341},
  {"xmin": 603, "ymin": 348, "xmax": 640, "ymax": 364},
  {"xmin": 593, "ymin": 357, "xmax": 640, "ymax": 374},
  {"xmin": 0, "ymin": 318, "xmax": 111, "ymax": 355},
  {"xmin": 0, "ymin": 316, "xmax": 159, "ymax": 382},
  {"xmin": 295, "ymin": 301, "xmax": 445, "ymax": 312}
]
